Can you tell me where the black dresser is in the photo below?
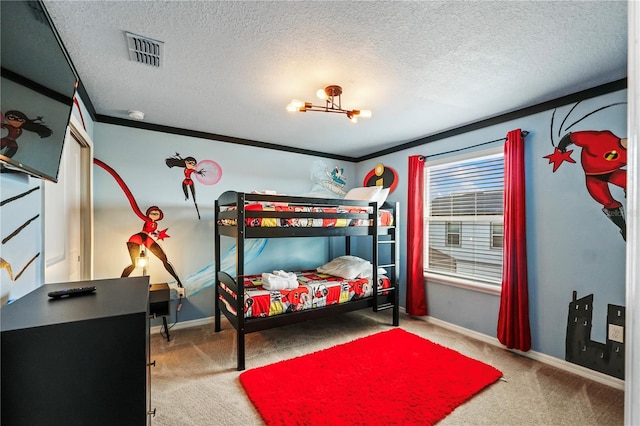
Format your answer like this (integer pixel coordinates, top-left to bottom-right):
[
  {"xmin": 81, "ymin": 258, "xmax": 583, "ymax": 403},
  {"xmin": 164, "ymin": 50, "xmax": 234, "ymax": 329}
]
[{"xmin": 1, "ymin": 276, "xmax": 151, "ymax": 425}]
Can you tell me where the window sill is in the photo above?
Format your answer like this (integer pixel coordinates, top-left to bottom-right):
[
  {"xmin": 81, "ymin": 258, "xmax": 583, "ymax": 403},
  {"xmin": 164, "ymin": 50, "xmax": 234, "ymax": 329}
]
[{"xmin": 423, "ymin": 271, "xmax": 502, "ymax": 296}]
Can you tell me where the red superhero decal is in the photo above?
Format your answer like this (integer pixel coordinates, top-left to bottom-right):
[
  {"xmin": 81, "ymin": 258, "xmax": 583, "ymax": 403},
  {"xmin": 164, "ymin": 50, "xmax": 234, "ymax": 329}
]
[
  {"xmin": 544, "ymin": 102, "xmax": 628, "ymax": 240},
  {"xmin": 165, "ymin": 153, "xmax": 223, "ymax": 220},
  {"xmin": 94, "ymin": 158, "xmax": 183, "ymax": 287}
]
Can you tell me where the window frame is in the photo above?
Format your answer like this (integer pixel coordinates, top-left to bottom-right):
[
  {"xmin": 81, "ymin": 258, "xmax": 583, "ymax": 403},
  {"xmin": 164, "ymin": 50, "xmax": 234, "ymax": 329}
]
[{"xmin": 423, "ymin": 146, "xmax": 503, "ymax": 296}]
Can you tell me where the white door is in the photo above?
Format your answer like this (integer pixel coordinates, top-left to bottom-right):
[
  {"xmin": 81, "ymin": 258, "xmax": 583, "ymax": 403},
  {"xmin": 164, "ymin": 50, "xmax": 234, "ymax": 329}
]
[{"xmin": 44, "ymin": 124, "xmax": 86, "ymax": 283}]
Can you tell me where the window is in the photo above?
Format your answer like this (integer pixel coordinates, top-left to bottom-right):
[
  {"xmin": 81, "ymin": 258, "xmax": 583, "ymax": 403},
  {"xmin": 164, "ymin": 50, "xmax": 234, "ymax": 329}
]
[
  {"xmin": 445, "ymin": 222, "xmax": 461, "ymax": 246},
  {"xmin": 491, "ymin": 222, "xmax": 503, "ymax": 249},
  {"xmin": 424, "ymin": 148, "xmax": 504, "ymax": 288}
]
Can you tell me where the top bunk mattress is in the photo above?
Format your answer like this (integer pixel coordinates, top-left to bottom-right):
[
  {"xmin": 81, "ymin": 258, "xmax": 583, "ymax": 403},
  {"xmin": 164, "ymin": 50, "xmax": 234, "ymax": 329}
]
[{"xmin": 218, "ymin": 203, "xmax": 394, "ymax": 228}]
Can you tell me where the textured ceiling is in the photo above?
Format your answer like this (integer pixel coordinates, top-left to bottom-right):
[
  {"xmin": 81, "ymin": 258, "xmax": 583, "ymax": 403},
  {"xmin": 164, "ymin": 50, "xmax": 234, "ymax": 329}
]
[{"xmin": 43, "ymin": 0, "xmax": 628, "ymax": 159}]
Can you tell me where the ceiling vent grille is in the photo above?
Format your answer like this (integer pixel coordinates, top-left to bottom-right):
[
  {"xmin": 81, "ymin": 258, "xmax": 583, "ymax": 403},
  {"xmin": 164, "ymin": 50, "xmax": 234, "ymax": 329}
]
[{"xmin": 125, "ymin": 32, "xmax": 163, "ymax": 68}]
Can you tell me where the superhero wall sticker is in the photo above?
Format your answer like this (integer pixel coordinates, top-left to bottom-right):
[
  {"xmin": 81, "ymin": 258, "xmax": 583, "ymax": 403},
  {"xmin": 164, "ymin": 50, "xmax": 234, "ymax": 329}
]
[
  {"xmin": 543, "ymin": 101, "xmax": 628, "ymax": 241},
  {"xmin": 93, "ymin": 154, "xmax": 222, "ymax": 292},
  {"xmin": 165, "ymin": 153, "xmax": 222, "ymax": 219},
  {"xmin": 94, "ymin": 158, "xmax": 184, "ymax": 288},
  {"xmin": 363, "ymin": 162, "xmax": 398, "ymax": 193}
]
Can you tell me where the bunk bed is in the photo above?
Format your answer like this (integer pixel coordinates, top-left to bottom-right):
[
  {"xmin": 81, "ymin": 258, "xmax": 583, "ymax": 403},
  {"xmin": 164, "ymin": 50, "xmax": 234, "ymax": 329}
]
[{"xmin": 214, "ymin": 190, "xmax": 400, "ymax": 370}]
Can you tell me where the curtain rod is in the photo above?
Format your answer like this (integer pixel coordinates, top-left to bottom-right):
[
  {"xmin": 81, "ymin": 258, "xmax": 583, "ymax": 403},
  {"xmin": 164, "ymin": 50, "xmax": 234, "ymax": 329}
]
[{"xmin": 420, "ymin": 130, "xmax": 529, "ymax": 161}]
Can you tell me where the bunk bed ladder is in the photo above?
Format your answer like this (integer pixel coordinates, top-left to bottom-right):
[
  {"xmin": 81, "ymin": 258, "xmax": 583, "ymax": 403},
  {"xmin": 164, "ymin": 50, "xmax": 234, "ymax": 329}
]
[{"xmin": 373, "ymin": 202, "xmax": 400, "ymax": 327}]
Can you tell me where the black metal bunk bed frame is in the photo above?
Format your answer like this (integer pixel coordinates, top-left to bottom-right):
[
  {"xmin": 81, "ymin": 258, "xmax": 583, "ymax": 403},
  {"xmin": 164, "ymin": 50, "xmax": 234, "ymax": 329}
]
[{"xmin": 214, "ymin": 190, "xmax": 400, "ymax": 371}]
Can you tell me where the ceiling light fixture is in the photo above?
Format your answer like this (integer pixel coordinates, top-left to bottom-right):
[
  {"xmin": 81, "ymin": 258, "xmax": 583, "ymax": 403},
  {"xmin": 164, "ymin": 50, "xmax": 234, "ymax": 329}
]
[{"xmin": 287, "ymin": 85, "xmax": 371, "ymax": 123}]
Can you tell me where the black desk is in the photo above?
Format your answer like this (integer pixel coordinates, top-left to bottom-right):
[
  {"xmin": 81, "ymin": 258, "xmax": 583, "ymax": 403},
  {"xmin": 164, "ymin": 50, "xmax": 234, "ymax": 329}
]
[{"xmin": 1, "ymin": 276, "xmax": 151, "ymax": 426}]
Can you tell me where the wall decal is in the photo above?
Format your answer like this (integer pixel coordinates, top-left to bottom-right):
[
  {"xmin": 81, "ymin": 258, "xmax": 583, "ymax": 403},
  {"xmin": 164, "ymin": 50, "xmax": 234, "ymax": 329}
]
[
  {"xmin": 0, "ymin": 186, "xmax": 39, "ymax": 207},
  {"xmin": 1, "ymin": 187, "xmax": 41, "ymax": 287},
  {"xmin": 1, "ymin": 110, "xmax": 52, "ymax": 158},
  {"xmin": 303, "ymin": 160, "xmax": 347, "ymax": 198},
  {"xmin": 566, "ymin": 291, "xmax": 624, "ymax": 379},
  {"xmin": 544, "ymin": 101, "xmax": 628, "ymax": 240},
  {"xmin": 0, "ymin": 257, "xmax": 13, "ymax": 281},
  {"xmin": 13, "ymin": 253, "xmax": 39, "ymax": 281},
  {"xmin": 1, "ymin": 253, "xmax": 40, "ymax": 282},
  {"xmin": 94, "ymin": 158, "xmax": 183, "ymax": 288},
  {"xmin": 165, "ymin": 153, "xmax": 222, "ymax": 220},
  {"xmin": 2, "ymin": 214, "xmax": 39, "ymax": 244},
  {"xmin": 363, "ymin": 162, "xmax": 398, "ymax": 193}
]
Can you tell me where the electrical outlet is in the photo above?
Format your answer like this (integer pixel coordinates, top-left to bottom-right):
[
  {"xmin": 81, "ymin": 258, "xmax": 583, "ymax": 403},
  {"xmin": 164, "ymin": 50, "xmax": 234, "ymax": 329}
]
[
  {"xmin": 609, "ymin": 324, "xmax": 624, "ymax": 343},
  {"xmin": 177, "ymin": 287, "xmax": 186, "ymax": 299}
]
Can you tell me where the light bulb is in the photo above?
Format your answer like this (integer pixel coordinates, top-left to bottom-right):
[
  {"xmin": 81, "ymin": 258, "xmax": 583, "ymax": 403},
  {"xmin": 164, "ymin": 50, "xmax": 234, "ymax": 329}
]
[
  {"xmin": 359, "ymin": 110, "xmax": 372, "ymax": 118},
  {"xmin": 136, "ymin": 256, "xmax": 148, "ymax": 268},
  {"xmin": 316, "ymin": 89, "xmax": 327, "ymax": 100},
  {"xmin": 350, "ymin": 116, "xmax": 358, "ymax": 123},
  {"xmin": 286, "ymin": 99, "xmax": 304, "ymax": 112}
]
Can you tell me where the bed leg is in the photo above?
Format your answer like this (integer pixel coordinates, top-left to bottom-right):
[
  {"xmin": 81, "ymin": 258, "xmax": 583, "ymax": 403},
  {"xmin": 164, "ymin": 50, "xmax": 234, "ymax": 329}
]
[
  {"xmin": 214, "ymin": 308, "xmax": 221, "ymax": 332},
  {"xmin": 237, "ymin": 329, "xmax": 245, "ymax": 371},
  {"xmin": 214, "ymin": 285, "xmax": 221, "ymax": 332}
]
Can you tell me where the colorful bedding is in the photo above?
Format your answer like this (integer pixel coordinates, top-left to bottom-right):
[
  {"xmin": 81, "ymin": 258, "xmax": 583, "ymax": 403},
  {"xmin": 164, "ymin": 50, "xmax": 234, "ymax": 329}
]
[
  {"xmin": 219, "ymin": 270, "xmax": 392, "ymax": 319},
  {"xmin": 219, "ymin": 204, "xmax": 393, "ymax": 228}
]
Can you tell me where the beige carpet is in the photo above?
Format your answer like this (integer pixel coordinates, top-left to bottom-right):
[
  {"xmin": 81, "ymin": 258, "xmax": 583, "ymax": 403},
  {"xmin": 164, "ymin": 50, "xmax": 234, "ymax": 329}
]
[{"xmin": 149, "ymin": 310, "xmax": 624, "ymax": 426}]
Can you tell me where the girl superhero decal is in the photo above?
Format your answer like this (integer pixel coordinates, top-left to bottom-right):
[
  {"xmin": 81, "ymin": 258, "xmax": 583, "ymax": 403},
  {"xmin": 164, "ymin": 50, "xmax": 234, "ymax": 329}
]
[
  {"xmin": 94, "ymin": 158, "xmax": 183, "ymax": 288},
  {"xmin": 544, "ymin": 101, "xmax": 628, "ymax": 240},
  {"xmin": 165, "ymin": 153, "xmax": 223, "ymax": 219},
  {"xmin": 1, "ymin": 110, "xmax": 52, "ymax": 158}
]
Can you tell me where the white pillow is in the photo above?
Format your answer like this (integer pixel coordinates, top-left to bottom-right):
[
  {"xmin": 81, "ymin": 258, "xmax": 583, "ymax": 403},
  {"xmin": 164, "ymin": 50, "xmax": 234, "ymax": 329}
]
[
  {"xmin": 359, "ymin": 265, "xmax": 390, "ymax": 279},
  {"xmin": 317, "ymin": 256, "xmax": 386, "ymax": 279},
  {"xmin": 372, "ymin": 187, "xmax": 390, "ymax": 207},
  {"xmin": 317, "ymin": 255, "xmax": 371, "ymax": 279},
  {"xmin": 343, "ymin": 186, "xmax": 382, "ymax": 203}
]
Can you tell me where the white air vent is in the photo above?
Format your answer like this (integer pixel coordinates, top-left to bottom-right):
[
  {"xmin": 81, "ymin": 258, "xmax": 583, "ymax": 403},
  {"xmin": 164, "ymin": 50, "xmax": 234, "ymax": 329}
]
[{"xmin": 125, "ymin": 32, "xmax": 163, "ymax": 68}]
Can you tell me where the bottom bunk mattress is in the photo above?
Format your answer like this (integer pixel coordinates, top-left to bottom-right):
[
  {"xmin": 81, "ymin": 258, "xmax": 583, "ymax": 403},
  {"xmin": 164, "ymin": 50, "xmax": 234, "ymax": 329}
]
[{"xmin": 219, "ymin": 270, "xmax": 392, "ymax": 319}]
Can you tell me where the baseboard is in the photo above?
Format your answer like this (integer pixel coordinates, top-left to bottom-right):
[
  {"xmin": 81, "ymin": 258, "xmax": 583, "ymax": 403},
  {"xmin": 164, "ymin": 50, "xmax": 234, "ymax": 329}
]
[
  {"xmin": 150, "ymin": 316, "xmax": 214, "ymax": 334},
  {"xmin": 153, "ymin": 309, "xmax": 624, "ymax": 390},
  {"xmin": 418, "ymin": 313, "xmax": 625, "ymax": 390}
]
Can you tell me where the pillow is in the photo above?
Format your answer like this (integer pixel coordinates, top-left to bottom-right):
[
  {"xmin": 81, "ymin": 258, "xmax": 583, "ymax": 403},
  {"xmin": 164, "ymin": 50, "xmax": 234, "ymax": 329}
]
[
  {"xmin": 372, "ymin": 187, "xmax": 390, "ymax": 207},
  {"xmin": 343, "ymin": 186, "xmax": 382, "ymax": 202},
  {"xmin": 317, "ymin": 255, "xmax": 371, "ymax": 279},
  {"xmin": 317, "ymin": 256, "xmax": 386, "ymax": 279},
  {"xmin": 359, "ymin": 265, "xmax": 390, "ymax": 279}
]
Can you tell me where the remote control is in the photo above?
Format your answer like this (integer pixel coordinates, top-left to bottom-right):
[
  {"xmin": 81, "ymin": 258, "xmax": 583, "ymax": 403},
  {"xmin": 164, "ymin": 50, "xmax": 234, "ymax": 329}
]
[{"xmin": 47, "ymin": 286, "xmax": 97, "ymax": 299}]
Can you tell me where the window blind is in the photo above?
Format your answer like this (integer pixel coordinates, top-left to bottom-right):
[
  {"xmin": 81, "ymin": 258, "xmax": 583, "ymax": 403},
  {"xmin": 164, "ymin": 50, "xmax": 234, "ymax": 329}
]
[{"xmin": 425, "ymin": 153, "xmax": 504, "ymax": 283}]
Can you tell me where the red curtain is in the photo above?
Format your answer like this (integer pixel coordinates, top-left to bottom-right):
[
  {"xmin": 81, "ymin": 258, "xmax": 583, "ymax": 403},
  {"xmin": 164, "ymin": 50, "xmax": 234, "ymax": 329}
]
[
  {"xmin": 497, "ymin": 129, "xmax": 531, "ymax": 351},
  {"xmin": 406, "ymin": 155, "xmax": 428, "ymax": 316}
]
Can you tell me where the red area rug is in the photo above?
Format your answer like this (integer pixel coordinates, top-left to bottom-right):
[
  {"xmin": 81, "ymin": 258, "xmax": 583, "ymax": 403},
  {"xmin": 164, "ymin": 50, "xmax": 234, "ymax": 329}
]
[{"xmin": 239, "ymin": 328, "xmax": 502, "ymax": 426}]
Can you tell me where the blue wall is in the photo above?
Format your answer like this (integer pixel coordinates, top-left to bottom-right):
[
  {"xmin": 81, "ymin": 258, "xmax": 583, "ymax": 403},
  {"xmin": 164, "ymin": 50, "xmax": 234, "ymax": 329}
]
[
  {"xmin": 0, "ymin": 172, "xmax": 43, "ymax": 303},
  {"xmin": 2, "ymin": 87, "xmax": 626, "ymax": 366},
  {"xmin": 0, "ymin": 97, "xmax": 92, "ymax": 304},
  {"xmin": 356, "ymin": 89, "xmax": 627, "ymax": 360},
  {"xmin": 91, "ymin": 123, "xmax": 357, "ymax": 323}
]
